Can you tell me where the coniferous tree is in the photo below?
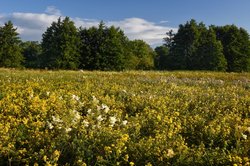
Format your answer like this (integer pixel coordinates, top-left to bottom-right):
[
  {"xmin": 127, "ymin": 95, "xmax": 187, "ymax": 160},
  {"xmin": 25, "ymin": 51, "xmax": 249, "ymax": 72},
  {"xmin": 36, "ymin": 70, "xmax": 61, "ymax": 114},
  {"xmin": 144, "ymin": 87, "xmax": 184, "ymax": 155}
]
[
  {"xmin": 0, "ymin": 21, "xmax": 23, "ymax": 68},
  {"xmin": 41, "ymin": 17, "xmax": 81, "ymax": 69}
]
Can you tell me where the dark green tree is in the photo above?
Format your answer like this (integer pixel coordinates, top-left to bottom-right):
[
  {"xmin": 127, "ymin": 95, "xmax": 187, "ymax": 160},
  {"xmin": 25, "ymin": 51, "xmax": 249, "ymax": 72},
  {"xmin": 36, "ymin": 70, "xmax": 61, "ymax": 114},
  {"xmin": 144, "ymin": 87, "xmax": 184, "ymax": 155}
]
[
  {"xmin": 166, "ymin": 19, "xmax": 206, "ymax": 70},
  {"xmin": 193, "ymin": 28, "xmax": 227, "ymax": 71},
  {"xmin": 41, "ymin": 17, "xmax": 81, "ymax": 69},
  {"xmin": 154, "ymin": 45, "xmax": 169, "ymax": 70},
  {"xmin": 79, "ymin": 22, "xmax": 128, "ymax": 71},
  {"xmin": 21, "ymin": 41, "xmax": 42, "ymax": 68},
  {"xmin": 0, "ymin": 21, "xmax": 23, "ymax": 68},
  {"xmin": 164, "ymin": 19, "xmax": 228, "ymax": 71},
  {"xmin": 213, "ymin": 25, "xmax": 250, "ymax": 72},
  {"xmin": 164, "ymin": 29, "xmax": 175, "ymax": 48}
]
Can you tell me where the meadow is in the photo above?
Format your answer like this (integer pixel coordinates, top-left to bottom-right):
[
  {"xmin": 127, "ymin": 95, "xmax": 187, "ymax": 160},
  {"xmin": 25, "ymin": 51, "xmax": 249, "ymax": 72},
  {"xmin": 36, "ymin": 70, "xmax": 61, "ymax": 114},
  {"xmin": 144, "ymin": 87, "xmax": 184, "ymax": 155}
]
[{"xmin": 0, "ymin": 68, "xmax": 249, "ymax": 165}]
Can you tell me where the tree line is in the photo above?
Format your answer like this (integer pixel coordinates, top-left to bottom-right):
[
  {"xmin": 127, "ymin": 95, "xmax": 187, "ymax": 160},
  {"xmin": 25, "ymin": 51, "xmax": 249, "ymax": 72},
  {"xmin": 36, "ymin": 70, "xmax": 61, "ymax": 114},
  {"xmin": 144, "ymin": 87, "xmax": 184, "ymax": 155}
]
[
  {"xmin": 155, "ymin": 19, "xmax": 250, "ymax": 72},
  {"xmin": 0, "ymin": 17, "xmax": 249, "ymax": 72}
]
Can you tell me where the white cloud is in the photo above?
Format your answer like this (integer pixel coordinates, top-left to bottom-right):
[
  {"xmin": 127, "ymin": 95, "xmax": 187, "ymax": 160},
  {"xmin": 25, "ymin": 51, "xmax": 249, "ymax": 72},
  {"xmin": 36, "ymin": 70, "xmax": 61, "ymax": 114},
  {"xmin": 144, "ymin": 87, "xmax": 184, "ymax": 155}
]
[
  {"xmin": 0, "ymin": 8, "xmax": 177, "ymax": 46},
  {"xmin": 0, "ymin": 12, "xmax": 59, "ymax": 41},
  {"xmin": 107, "ymin": 18, "xmax": 176, "ymax": 45},
  {"xmin": 45, "ymin": 6, "xmax": 62, "ymax": 16},
  {"xmin": 73, "ymin": 17, "xmax": 99, "ymax": 28}
]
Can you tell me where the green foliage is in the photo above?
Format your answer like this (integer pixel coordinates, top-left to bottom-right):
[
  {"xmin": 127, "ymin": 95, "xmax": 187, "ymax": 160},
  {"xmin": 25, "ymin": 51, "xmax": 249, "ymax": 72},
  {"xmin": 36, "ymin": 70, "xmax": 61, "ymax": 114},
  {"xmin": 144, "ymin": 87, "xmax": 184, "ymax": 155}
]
[
  {"xmin": 0, "ymin": 21, "xmax": 23, "ymax": 68},
  {"xmin": 193, "ymin": 28, "xmax": 227, "ymax": 71},
  {"xmin": 0, "ymin": 18, "xmax": 249, "ymax": 72},
  {"xmin": 154, "ymin": 45, "xmax": 169, "ymax": 70},
  {"xmin": 125, "ymin": 40, "xmax": 155, "ymax": 70},
  {"xmin": 41, "ymin": 17, "xmax": 81, "ymax": 69},
  {"xmin": 79, "ymin": 22, "xmax": 128, "ymax": 71},
  {"xmin": 168, "ymin": 19, "xmax": 205, "ymax": 70},
  {"xmin": 213, "ymin": 25, "xmax": 250, "ymax": 72},
  {"xmin": 21, "ymin": 41, "xmax": 42, "ymax": 68},
  {"xmin": 160, "ymin": 19, "xmax": 228, "ymax": 71},
  {"xmin": 0, "ymin": 69, "xmax": 249, "ymax": 165}
]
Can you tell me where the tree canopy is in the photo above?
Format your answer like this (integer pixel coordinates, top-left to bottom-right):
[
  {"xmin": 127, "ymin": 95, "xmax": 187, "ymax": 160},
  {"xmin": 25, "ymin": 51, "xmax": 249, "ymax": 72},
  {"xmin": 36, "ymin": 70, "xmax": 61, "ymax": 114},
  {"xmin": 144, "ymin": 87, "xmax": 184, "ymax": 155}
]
[
  {"xmin": 155, "ymin": 19, "xmax": 250, "ymax": 72},
  {"xmin": 79, "ymin": 22, "xmax": 128, "ymax": 71},
  {"xmin": 0, "ymin": 18, "xmax": 249, "ymax": 72},
  {"xmin": 41, "ymin": 17, "xmax": 81, "ymax": 69},
  {"xmin": 212, "ymin": 25, "xmax": 250, "ymax": 72},
  {"xmin": 21, "ymin": 41, "xmax": 42, "ymax": 68},
  {"xmin": 0, "ymin": 21, "xmax": 23, "ymax": 68}
]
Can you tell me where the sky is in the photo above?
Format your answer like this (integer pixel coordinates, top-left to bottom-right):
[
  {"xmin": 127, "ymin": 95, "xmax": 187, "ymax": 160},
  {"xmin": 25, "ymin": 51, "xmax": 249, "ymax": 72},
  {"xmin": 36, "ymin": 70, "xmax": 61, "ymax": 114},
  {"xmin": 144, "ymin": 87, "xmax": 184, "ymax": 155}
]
[{"xmin": 0, "ymin": 0, "xmax": 250, "ymax": 46}]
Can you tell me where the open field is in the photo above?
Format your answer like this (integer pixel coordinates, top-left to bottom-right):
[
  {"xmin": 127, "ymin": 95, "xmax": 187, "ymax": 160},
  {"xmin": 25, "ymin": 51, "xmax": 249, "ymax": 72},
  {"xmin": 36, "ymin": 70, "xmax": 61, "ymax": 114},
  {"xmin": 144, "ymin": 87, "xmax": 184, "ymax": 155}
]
[{"xmin": 0, "ymin": 68, "xmax": 249, "ymax": 165}]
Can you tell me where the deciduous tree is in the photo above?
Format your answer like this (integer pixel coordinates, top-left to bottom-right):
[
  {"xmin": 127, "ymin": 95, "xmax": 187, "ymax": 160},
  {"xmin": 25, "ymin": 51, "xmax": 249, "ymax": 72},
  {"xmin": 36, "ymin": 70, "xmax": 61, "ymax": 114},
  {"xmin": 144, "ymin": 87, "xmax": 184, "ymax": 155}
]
[
  {"xmin": 79, "ymin": 22, "xmax": 128, "ymax": 70},
  {"xmin": 213, "ymin": 25, "xmax": 250, "ymax": 72}
]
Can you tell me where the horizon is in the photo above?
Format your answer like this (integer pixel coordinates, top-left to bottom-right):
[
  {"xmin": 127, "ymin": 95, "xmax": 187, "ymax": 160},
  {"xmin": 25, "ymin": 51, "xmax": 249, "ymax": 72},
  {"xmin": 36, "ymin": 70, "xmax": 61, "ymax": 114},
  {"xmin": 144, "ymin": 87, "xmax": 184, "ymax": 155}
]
[{"xmin": 0, "ymin": 0, "xmax": 250, "ymax": 46}]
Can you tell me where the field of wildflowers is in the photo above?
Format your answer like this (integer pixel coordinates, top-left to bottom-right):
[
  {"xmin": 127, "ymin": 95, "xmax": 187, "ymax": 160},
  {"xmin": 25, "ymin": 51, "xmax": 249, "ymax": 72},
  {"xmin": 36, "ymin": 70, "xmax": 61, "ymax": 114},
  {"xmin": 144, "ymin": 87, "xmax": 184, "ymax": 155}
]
[{"xmin": 0, "ymin": 68, "xmax": 249, "ymax": 165}]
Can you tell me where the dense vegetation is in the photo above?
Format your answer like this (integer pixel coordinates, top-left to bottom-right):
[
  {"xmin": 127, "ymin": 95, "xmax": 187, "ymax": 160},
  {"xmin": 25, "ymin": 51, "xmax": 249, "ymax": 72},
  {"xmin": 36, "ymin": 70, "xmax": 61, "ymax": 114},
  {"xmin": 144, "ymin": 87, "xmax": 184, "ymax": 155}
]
[
  {"xmin": 155, "ymin": 19, "xmax": 250, "ymax": 72},
  {"xmin": 0, "ymin": 69, "xmax": 249, "ymax": 165},
  {"xmin": 0, "ymin": 18, "xmax": 250, "ymax": 71}
]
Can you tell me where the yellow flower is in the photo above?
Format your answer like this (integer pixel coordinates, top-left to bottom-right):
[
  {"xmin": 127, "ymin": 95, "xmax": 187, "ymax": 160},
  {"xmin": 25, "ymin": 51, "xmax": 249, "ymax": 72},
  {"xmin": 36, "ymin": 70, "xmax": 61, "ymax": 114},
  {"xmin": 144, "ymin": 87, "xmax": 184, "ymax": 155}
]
[
  {"xmin": 129, "ymin": 162, "xmax": 135, "ymax": 166},
  {"xmin": 43, "ymin": 155, "xmax": 47, "ymax": 162},
  {"xmin": 104, "ymin": 146, "xmax": 112, "ymax": 154},
  {"xmin": 53, "ymin": 150, "xmax": 61, "ymax": 158},
  {"xmin": 124, "ymin": 154, "xmax": 129, "ymax": 162}
]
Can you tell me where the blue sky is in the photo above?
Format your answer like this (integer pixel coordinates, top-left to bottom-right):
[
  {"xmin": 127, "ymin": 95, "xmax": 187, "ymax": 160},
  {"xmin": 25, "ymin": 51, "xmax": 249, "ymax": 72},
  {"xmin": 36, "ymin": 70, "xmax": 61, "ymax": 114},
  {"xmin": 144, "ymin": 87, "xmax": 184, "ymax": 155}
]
[{"xmin": 0, "ymin": 0, "xmax": 250, "ymax": 46}]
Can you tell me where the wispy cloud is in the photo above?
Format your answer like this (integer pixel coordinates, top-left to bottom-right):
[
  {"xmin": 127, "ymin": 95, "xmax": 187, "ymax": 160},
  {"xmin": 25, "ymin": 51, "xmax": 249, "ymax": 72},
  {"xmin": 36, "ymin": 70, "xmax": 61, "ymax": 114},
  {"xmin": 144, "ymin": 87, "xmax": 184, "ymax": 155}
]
[
  {"xmin": 0, "ymin": 7, "xmax": 177, "ymax": 46},
  {"xmin": 159, "ymin": 20, "xmax": 168, "ymax": 24},
  {"xmin": 108, "ymin": 18, "xmax": 175, "ymax": 45},
  {"xmin": 45, "ymin": 6, "xmax": 62, "ymax": 16}
]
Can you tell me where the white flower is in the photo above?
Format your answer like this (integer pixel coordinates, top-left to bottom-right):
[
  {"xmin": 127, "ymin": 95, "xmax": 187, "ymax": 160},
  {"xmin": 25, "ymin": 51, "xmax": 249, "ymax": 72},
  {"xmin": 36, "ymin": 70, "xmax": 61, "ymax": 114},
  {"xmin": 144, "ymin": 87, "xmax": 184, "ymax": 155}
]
[
  {"xmin": 97, "ymin": 115, "xmax": 103, "ymax": 122},
  {"xmin": 52, "ymin": 115, "xmax": 63, "ymax": 123},
  {"xmin": 65, "ymin": 127, "xmax": 72, "ymax": 133},
  {"xmin": 46, "ymin": 91, "xmax": 50, "ymax": 96},
  {"xmin": 110, "ymin": 116, "xmax": 117, "ymax": 126},
  {"xmin": 72, "ymin": 110, "xmax": 81, "ymax": 123},
  {"xmin": 242, "ymin": 133, "xmax": 247, "ymax": 140},
  {"xmin": 83, "ymin": 120, "xmax": 89, "ymax": 127},
  {"xmin": 92, "ymin": 96, "xmax": 99, "ymax": 104},
  {"xmin": 167, "ymin": 149, "xmax": 175, "ymax": 158},
  {"xmin": 87, "ymin": 109, "xmax": 92, "ymax": 114},
  {"xmin": 72, "ymin": 94, "xmax": 80, "ymax": 101},
  {"xmin": 47, "ymin": 122, "xmax": 54, "ymax": 129},
  {"xmin": 101, "ymin": 104, "xmax": 110, "ymax": 113},
  {"xmin": 122, "ymin": 120, "xmax": 128, "ymax": 126},
  {"xmin": 97, "ymin": 105, "xmax": 101, "ymax": 111}
]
